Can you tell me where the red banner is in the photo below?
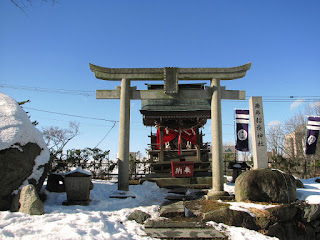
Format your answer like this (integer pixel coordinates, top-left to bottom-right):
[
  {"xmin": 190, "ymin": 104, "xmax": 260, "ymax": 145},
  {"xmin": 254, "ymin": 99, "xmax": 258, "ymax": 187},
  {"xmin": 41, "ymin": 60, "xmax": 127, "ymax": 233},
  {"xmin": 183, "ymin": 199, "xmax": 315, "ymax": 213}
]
[{"xmin": 156, "ymin": 128, "xmax": 197, "ymax": 149}]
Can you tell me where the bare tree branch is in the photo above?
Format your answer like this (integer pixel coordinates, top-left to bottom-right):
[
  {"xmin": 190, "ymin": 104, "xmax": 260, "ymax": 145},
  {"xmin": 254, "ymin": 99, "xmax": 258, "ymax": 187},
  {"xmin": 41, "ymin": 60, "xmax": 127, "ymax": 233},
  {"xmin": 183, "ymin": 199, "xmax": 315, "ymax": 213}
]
[
  {"xmin": 43, "ymin": 121, "xmax": 80, "ymax": 160},
  {"xmin": 10, "ymin": 0, "xmax": 55, "ymax": 15},
  {"xmin": 10, "ymin": 0, "xmax": 28, "ymax": 16}
]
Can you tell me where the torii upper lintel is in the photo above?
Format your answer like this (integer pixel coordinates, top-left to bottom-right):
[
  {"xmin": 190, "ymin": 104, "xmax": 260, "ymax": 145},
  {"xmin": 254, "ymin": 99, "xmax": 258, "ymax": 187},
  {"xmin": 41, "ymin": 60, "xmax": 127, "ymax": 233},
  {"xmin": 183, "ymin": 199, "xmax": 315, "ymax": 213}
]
[{"xmin": 89, "ymin": 63, "xmax": 252, "ymax": 81}]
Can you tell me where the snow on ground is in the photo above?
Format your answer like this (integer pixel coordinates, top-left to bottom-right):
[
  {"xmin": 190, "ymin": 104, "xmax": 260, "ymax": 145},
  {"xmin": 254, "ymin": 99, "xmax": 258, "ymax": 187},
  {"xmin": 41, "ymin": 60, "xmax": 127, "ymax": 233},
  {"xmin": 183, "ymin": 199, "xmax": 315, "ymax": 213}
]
[
  {"xmin": 297, "ymin": 177, "xmax": 320, "ymax": 204},
  {"xmin": 0, "ymin": 177, "xmax": 320, "ymax": 240},
  {"xmin": 0, "ymin": 180, "xmax": 168, "ymax": 240}
]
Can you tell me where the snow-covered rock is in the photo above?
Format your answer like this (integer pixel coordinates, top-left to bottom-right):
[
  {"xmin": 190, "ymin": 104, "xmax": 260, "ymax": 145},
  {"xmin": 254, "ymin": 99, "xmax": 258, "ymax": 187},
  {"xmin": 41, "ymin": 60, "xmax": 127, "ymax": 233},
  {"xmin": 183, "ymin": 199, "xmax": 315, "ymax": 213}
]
[{"xmin": 0, "ymin": 92, "xmax": 50, "ymax": 210}]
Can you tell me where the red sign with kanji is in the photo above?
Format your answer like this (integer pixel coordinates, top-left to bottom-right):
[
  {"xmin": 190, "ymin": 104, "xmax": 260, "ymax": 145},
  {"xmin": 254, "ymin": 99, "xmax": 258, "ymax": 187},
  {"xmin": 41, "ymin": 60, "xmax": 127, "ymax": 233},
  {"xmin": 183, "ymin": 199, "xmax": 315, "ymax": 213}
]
[{"xmin": 171, "ymin": 161, "xmax": 194, "ymax": 177}]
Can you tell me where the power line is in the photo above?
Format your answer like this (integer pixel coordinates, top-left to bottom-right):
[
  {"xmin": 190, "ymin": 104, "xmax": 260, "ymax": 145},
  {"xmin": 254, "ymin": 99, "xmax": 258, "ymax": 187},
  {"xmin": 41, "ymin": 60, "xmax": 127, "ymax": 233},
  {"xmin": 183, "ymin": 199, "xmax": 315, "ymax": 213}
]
[
  {"xmin": 2, "ymin": 83, "xmax": 320, "ymax": 101},
  {"xmin": 35, "ymin": 115, "xmax": 116, "ymax": 127},
  {"xmin": 23, "ymin": 107, "xmax": 119, "ymax": 123},
  {"xmin": 94, "ymin": 122, "xmax": 117, "ymax": 148},
  {"xmin": 0, "ymin": 84, "xmax": 95, "ymax": 97}
]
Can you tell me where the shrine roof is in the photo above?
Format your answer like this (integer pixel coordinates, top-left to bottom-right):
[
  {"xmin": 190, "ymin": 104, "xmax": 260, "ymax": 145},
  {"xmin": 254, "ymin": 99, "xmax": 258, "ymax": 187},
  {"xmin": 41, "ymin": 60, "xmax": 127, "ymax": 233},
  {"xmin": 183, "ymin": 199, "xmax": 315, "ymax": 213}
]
[
  {"xmin": 140, "ymin": 99, "xmax": 211, "ymax": 112},
  {"xmin": 145, "ymin": 83, "xmax": 206, "ymax": 90}
]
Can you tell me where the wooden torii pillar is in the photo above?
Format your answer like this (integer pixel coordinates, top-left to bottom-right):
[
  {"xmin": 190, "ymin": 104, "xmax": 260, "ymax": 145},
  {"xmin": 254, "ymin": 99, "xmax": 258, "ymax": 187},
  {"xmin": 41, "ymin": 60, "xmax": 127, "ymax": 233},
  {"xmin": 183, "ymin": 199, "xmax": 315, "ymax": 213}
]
[{"xmin": 90, "ymin": 63, "xmax": 251, "ymax": 199}]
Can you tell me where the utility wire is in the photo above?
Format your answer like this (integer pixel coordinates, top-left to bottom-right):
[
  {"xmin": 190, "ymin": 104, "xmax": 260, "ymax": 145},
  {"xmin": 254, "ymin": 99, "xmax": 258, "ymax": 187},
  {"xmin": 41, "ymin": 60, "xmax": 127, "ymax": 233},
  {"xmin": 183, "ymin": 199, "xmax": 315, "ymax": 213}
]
[
  {"xmin": 0, "ymin": 84, "xmax": 95, "ymax": 96},
  {"xmin": 24, "ymin": 107, "xmax": 119, "ymax": 123},
  {"xmin": 35, "ymin": 115, "xmax": 116, "ymax": 127},
  {"xmin": 2, "ymin": 83, "xmax": 320, "ymax": 101},
  {"xmin": 94, "ymin": 122, "xmax": 117, "ymax": 148}
]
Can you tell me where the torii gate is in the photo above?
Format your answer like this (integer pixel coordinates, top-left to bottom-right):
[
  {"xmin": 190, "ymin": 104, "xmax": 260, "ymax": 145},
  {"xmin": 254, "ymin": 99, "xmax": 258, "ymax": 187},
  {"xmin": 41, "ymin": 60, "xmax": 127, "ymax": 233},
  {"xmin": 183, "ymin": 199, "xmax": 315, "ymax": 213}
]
[{"xmin": 90, "ymin": 63, "xmax": 251, "ymax": 199}]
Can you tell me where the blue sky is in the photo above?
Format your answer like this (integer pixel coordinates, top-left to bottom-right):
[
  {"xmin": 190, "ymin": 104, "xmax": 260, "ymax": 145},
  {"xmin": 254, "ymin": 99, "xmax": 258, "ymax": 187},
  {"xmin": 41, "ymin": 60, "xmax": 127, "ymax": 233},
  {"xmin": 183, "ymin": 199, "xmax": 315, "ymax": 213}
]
[{"xmin": 1, "ymin": 0, "xmax": 319, "ymax": 159}]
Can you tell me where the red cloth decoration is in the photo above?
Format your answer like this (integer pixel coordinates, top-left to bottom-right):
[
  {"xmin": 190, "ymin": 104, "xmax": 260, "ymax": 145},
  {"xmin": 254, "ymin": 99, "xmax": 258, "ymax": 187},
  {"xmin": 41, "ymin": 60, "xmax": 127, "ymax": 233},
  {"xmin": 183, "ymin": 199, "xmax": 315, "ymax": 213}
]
[
  {"xmin": 181, "ymin": 129, "xmax": 197, "ymax": 144},
  {"xmin": 156, "ymin": 128, "xmax": 197, "ymax": 150}
]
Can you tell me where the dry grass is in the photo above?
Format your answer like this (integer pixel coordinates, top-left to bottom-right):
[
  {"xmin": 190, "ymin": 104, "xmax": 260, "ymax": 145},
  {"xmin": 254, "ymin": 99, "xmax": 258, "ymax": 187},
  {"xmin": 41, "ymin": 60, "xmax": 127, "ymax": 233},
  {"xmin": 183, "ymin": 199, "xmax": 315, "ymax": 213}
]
[
  {"xmin": 185, "ymin": 198, "xmax": 230, "ymax": 214},
  {"xmin": 128, "ymin": 179, "xmax": 141, "ymax": 185},
  {"xmin": 248, "ymin": 208, "xmax": 271, "ymax": 218},
  {"xmin": 241, "ymin": 200, "xmax": 280, "ymax": 206}
]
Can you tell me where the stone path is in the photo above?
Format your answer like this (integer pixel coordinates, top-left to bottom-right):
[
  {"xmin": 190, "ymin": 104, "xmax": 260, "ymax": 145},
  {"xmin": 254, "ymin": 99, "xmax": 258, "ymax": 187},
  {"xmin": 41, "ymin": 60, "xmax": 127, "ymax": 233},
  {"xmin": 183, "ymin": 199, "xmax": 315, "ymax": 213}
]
[
  {"xmin": 143, "ymin": 187, "xmax": 228, "ymax": 239},
  {"xmin": 144, "ymin": 219, "xmax": 227, "ymax": 239},
  {"xmin": 165, "ymin": 188, "xmax": 207, "ymax": 202}
]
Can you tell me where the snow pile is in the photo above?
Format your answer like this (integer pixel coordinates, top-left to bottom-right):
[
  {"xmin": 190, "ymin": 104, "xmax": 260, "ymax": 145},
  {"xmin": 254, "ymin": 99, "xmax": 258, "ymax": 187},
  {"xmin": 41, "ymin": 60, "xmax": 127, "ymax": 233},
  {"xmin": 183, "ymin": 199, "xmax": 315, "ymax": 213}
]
[
  {"xmin": 0, "ymin": 92, "xmax": 50, "ymax": 188},
  {"xmin": 296, "ymin": 177, "xmax": 320, "ymax": 204},
  {"xmin": 226, "ymin": 201, "xmax": 277, "ymax": 217},
  {"xmin": 65, "ymin": 167, "xmax": 92, "ymax": 176}
]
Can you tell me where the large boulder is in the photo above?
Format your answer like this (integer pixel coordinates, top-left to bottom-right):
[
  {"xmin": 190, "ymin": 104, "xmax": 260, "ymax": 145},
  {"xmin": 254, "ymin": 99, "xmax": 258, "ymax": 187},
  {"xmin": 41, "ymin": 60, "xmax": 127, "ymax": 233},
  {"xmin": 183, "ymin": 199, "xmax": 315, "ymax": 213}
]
[
  {"xmin": 235, "ymin": 169, "xmax": 296, "ymax": 203},
  {"xmin": 0, "ymin": 93, "xmax": 50, "ymax": 211}
]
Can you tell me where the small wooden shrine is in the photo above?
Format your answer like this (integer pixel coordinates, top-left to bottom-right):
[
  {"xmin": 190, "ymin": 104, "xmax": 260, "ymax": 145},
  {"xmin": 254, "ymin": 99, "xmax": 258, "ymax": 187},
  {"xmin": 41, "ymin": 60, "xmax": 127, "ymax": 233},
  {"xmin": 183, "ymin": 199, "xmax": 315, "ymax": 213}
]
[{"xmin": 140, "ymin": 83, "xmax": 211, "ymax": 176}]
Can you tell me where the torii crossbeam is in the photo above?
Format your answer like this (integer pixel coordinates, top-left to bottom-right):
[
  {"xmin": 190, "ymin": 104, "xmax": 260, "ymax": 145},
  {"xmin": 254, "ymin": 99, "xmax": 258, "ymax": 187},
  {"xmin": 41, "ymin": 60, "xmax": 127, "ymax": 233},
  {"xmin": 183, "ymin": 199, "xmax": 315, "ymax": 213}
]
[{"xmin": 90, "ymin": 63, "xmax": 251, "ymax": 199}]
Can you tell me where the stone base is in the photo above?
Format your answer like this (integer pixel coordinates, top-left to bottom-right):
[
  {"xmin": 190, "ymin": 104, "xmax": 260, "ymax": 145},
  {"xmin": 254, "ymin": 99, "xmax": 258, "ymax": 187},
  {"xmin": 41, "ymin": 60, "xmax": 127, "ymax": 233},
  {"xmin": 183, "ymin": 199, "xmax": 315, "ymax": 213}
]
[
  {"xmin": 62, "ymin": 199, "xmax": 91, "ymax": 206},
  {"xmin": 144, "ymin": 220, "xmax": 226, "ymax": 239},
  {"xmin": 205, "ymin": 190, "xmax": 234, "ymax": 200},
  {"xmin": 141, "ymin": 176, "xmax": 215, "ymax": 188},
  {"xmin": 109, "ymin": 190, "xmax": 136, "ymax": 199},
  {"xmin": 144, "ymin": 228, "xmax": 226, "ymax": 239}
]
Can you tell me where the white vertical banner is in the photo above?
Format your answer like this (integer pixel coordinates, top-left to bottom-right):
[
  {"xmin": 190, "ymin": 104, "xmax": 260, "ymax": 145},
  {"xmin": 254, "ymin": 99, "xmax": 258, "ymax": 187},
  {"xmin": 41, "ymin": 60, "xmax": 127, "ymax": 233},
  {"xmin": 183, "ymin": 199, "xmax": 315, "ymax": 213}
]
[{"xmin": 249, "ymin": 97, "xmax": 268, "ymax": 169}]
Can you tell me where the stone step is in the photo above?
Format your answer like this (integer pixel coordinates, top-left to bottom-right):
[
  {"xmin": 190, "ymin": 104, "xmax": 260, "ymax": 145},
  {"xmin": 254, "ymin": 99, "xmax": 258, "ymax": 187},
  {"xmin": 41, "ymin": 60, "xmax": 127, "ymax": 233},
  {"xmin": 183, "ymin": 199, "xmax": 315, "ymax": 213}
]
[
  {"xmin": 168, "ymin": 188, "xmax": 188, "ymax": 194},
  {"xmin": 168, "ymin": 188, "xmax": 207, "ymax": 195},
  {"xmin": 159, "ymin": 201, "xmax": 185, "ymax": 218},
  {"xmin": 145, "ymin": 220, "xmax": 206, "ymax": 229},
  {"xmin": 165, "ymin": 194, "xmax": 204, "ymax": 201},
  {"xmin": 164, "ymin": 184, "xmax": 211, "ymax": 189},
  {"xmin": 143, "ymin": 228, "xmax": 226, "ymax": 239}
]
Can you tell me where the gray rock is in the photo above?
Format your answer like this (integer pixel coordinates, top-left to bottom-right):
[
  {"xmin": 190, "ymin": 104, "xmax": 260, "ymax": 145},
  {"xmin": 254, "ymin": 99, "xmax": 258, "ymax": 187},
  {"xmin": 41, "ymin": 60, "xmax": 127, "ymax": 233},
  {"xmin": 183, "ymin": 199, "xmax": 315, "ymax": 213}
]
[
  {"xmin": 267, "ymin": 204, "xmax": 297, "ymax": 222},
  {"xmin": 159, "ymin": 201, "xmax": 185, "ymax": 218},
  {"xmin": 311, "ymin": 220, "xmax": 320, "ymax": 232},
  {"xmin": 18, "ymin": 184, "xmax": 44, "ymax": 215},
  {"xmin": 268, "ymin": 221, "xmax": 315, "ymax": 240},
  {"xmin": 202, "ymin": 207, "xmax": 259, "ymax": 231},
  {"xmin": 0, "ymin": 142, "xmax": 49, "ymax": 210},
  {"xmin": 295, "ymin": 178, "xmax": 304, "ymax": 188},
  {"xmin": 235, "ymin": 169, "xmax": 296, "ymax": 203},
  {"xmin": 267, "ymin": 222, "xmax": 286, "ymax": 240},
  {"xmin": 127, "ymin": 210, "xmax": 151, "ymax": 224},
  {"xmin": 298, "ymin": 204, "xmax": 320, "ymax": 223}
]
